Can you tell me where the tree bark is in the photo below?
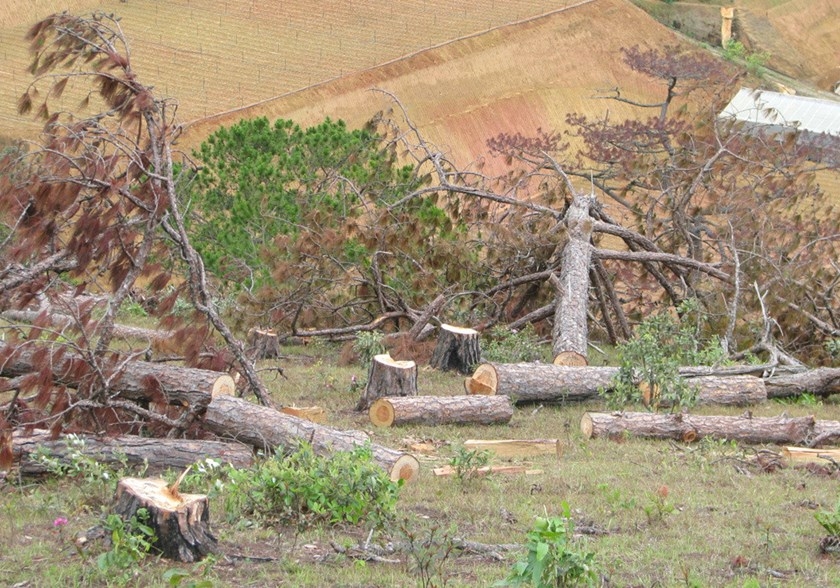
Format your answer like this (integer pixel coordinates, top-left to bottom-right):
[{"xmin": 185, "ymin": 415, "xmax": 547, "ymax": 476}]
[
  {"xmin": 1, "ymin": 309, "xmax": 172, "ymax": 343},
  {"xmin": 551, "ymin": 193, "xmax": 593, "ymax": 364},
  {"xmin": 202, "ymin": 395, "xmax": 419, "ymax": 482},
  {"xmin": 11, "ymin": 431, "xmax": 253, "ymax": 477},
  {"xmin": 463, "ymin": 439, "xmax": 561, "ymax": 458},
  {"xmin": 467, "ymin": 363, "xmax": 767, "ymax": 406},
  {"xmin": 763, "ymin": 367, "xmax": 840, "ymax": 398},
  {"xmin": 356, "ymin": 354, "xmax": 417, "ymax": 411},
  {"xmin": 0, "ymin": 342, "xmax": 234, "ymax": 410},
  {"xmin": 247, "ymin": 328, "xmax": 281, "ymax": 360},
  {"xmin": 114, "ymin": 477, "xmax": 217, "ymax": 562},
  {"xmin": 580, "ymin": 411, "xmax": 817, "ymax": 445},
  {"xmin": 369, "ymin": 395, "xmax": 513, "ymax": 427},
  {"xmin": 429, "ymin": 324, "xmax": 481, "ymax": 374}
]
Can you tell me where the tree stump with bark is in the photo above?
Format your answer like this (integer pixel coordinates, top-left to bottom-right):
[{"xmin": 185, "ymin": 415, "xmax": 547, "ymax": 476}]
[
  {"xmin": 247, "ymin": 328, "xmax": 281, "ymax": 360},
  {"xmin": 356, "ymin": 354, "xmax": 418, "ymax": 411},
  {"xmin": 580, "ymin": 411, "xmax": 817, "ymax": 445},
  {"xmin": 114, "ymin": 477, "xmax": 217, "ymax": 562},
  {"xmin": 429, "ymin": 324, "xmax": 481, "ymax": 374},
  {"xmin": 369, "ymin": 395, "xmax": 513, "ymax": 427}
]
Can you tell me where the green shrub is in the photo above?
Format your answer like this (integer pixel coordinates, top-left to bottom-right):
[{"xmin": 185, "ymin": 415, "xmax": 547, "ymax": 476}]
[
  {"xmin": 353, "ymin": 330, "xmax": 386, "ymax": 366},
  {"xmin": 449, "ymin": 446, "xmax": 491, "ymax": 488},
  {"xmin": 497, "ymin": 503, "xmax": 598, "ymax": 587},
  {"xmin": 483, "ymin": 324, "xmax": 547, "ymax": 363},
  {"xmin": 815, "ymin": 499, "xmax": 840, "ymax": 537},
  {"xmin": 223, "ymin": 442, "xmax": 401, "ymax": 531},
  {"xmin": 96, "ymin": 509, "xmax": 157, "ymax": 584}
]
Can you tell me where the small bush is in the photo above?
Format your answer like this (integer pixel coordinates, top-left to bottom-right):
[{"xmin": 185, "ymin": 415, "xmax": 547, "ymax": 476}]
[
  {"xmin": 483, "ymin": 324, "xmax": 547, "ymax": 363},
  {"xmin": 449, "ymin": 446, "xmax": 491, "ymax": 488},
  {"xmin": 223, "ymin": 442, "xmax": 401, "ymax": 531},
  {"xmin": 353, "ymin": 330, "xmax": 386, "ymax": 366}
]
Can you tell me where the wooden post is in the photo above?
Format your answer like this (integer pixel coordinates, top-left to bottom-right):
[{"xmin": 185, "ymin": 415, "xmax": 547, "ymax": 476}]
[
  {"xmin": 721, "ymin": 7, "xmax": 735, "ymax": 47},
  {"xmin": 369, "ymin": 395, "xmax": 513, "ymax": 427},
  {"xmin": 429, "ymin": 324, "xmax": 481, "ymax": 374},
  {"xmin": 114, "ymin": 477, "xmax": 217, "ymax": 562},
  {"xmin": 356, "ymin": 354, "xmax": 418, "ymax": 411}
]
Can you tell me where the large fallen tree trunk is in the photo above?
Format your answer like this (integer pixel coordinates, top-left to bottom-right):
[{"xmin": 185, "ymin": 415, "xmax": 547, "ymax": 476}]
[
  {"xmin": 369, "ymin": 395, "xmax": 513, "ymax": 427},
  {"xmin": 0, "ymin": 342, "xmax": 234, "ymax": 410},
  {"xmin": 466, "ymin": 363, "xmax": 767, "ymax": 406},
  {"xmin": 11, "ymin": 431, "xmax": 254, "ymax": 477},
  {"xmin": 202, "ymin": 395, "xmax": 419, "ymax": 483},
  {"xmin": 580, "ymin": 411, "xmax": 820, "ymax": 445},
  {"xmin": 764, "ymin": 367, "xmax": 840, "ymax": 399}
]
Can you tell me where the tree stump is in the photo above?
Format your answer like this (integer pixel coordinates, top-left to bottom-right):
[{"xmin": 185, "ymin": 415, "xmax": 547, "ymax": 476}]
[
  {"xmin": 369, "ymin": 395, "xmax": 513, "ymax": 427},
  {"xmin": 356, "ymin": 354, "xmax": 418, "ymax": 411},
  {"xmin": 247, "ymin": 328, "xmax": 281, "ymax": 359},
  {"xmin": 429, "ymin": 324, "xmax": 481, "ymax": 374},
  {"xmin": 114, "ymin": 477, "xmax": 217, "ymax": 563}
]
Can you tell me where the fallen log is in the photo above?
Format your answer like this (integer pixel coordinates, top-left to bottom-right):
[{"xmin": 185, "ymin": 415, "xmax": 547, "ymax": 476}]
[
  {"xmin": 356, "ymin": 353, "xmax": 417, "ymax": 411},
  {"xmin": 11, "ymin": 431, "xmax": 254, "ymax": 477},
  {"xmin": 115, "ymin": 476, "xmax": 216, "ymax": 562},
  {"xmin": 464, "ymin": 439, "xmax": 561, "ymax": 459},
  {"xmin": 811, "ymin": 419, "xmax": 840, "ymax": 447},
  {"xmin": 0, "ymin": 342, "xmax": 234, "ymax": 410},
  {"xmin": 202, "ymin": 395, "xmax": 419, "ymax": 483},
  {"xmin": 467, "ymin": 363, "xmax": 767, "ymax": 406},
  {"xmin": 1, "ymin": 308, "xmax": 172, "ymax": 343},
  {"xmin": 764, "ymin": 367, "xmax": 840, "ymax": 398},
  {"xmin": 368, "ymin": 395, "xmax": 513, "ymax": 427},
  {"xmin": 429, "ymin": 324, "xmax": 481, "ymax": 375},
  {"xmin": 580, "ymin": 411, "xmax": 817, "ymax": 445}
]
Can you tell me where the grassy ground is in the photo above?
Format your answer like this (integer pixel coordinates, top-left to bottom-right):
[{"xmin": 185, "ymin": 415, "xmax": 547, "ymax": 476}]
[{"xmin": 2, "ymin": 340, "xmax": 840, "ymax": 587}]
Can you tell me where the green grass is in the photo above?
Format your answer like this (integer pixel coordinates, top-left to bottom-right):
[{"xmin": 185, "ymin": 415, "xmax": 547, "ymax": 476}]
[{"xmin": 3, "ymin": 344, "xmax": 840, "ymax": 586}]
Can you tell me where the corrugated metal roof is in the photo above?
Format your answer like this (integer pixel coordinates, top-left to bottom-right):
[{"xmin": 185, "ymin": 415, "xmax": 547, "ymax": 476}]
[{"xmin": 720, "ymin": 88, "xmax": 840, "ymax": 136}]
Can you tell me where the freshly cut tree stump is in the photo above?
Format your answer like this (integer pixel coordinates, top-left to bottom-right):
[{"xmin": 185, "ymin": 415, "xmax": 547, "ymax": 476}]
[
  {"xmin": 580, "ymin": 411, "xmax": 817, "ymax": 445},
  {"xmin": 429, "ymin": 324, "xmax": 481, "ymax": 375},
  {"xmin": 12, "ymin": 431, "xmax": 253, "ymax": 477},
  {"xmin": 369, "ymin": 395, "xmax": 513, "ymax": 427},
  {"xmin": 114, "ymin": 477, "xmax": 216, "ymax": 562},
  {"xmin": 356, "ymin": 354, "xmax": 417, "ymax": 411},
  {"xmin": 247, "ymin": 328, "xmax": 281, "ymax": 359},
  {"xmin": 203, "ymin": 395, "xmax": 419, "ymax": 483},
  {"xmin": 464, "ymin": 439, "xmax": 561, "ymax": 459}
]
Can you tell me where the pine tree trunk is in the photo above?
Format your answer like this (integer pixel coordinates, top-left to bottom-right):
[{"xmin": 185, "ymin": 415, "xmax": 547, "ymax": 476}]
[
  {"xmin": 114, "ymin": 477, "xmax": 217, "ymax": 562},
  {"xmin": 429, "ymin": 324, "xmax": 481, "ymax": 374},
  {"xmin": 247, "ymin": 328, "xmax": 281, "ymax": 359},
  {"xmin": 356, "ymin": 354, "xmax": 417, "ymax": 411},
  {"xmin": 580, "ymin": 411, "xmax": 817, "ymax": 444},
  {"xmin": 369, "ymin": 395, "xmax": 513, "ymax": 427}
]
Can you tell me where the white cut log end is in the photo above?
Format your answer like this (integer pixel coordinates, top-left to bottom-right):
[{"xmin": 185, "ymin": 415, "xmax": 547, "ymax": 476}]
[
  {"xmin": 470, "ymin": 364, "xmax": 498, "ymax": 395},
  {"xmin": 369, "ymin": 398, "xmax": 396, "ymax": 427},
  {"xmin": 211, "ymin": 374, "xmax": 236, "ymax": 397},
  {"xmin": 390, "ymin": 454, "xmax": 420, "ymax": 483},
  {"xmin": 580, "ymin": 413, "xmax": 595, "ymax": 439}
]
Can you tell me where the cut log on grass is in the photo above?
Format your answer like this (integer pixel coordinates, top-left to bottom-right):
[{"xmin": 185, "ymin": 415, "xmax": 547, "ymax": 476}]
[
  {"xmin": 764, "ymin": 367, "xmax": 840, "ymax": 398},
  {"xmin": 432, "ymin": 465, "xmax": 543, "ymax": 477},
  {"xmin": 202, "ymin": 395, "xmax": 419, "ymax": 483},
  {"xmin": 247, "ymin": 328, "xmax": 281, "ymax": 359},
  {"xmin": 369, "ymin": 395, "xmax": 513, "ymax": 427},
  {"xmin": 11, "ymin": 431, "xmax": 254, "ymax": 477},
  {"xmin": 467, "ymin": 362, "xmax": 616, "ymax": 403},
  {"xmin": 464, "ymin": 439, "xmax": 561, "ymax": 458},
  {"xmin": 580, "ymin": 411, "xmax": 817, "ymax": 445},
  {"xmin": 781, "ymin": 446, "xmax": 840, "ymax": 465},
  {"xmin": 467, "ymin": 363, "xmax": 767, "ymax": 406},
  {"xmin": 356, "ymin": 354, "xmax": 417, "ymax": 411},
  {"xmin": 114, "ymin": 476, "xmax": 216, "ymax": 562},
  {"xmin": 0, "ymin": 342, "xmax": 234, "ymax": 410},
  {"xmin": 429, "ymin": 324, "xmax": 481, "ymax": 374},
  {"xmin": 811, "ymin": 420, "xmax": 840, "ymax": 447},
  {"xmin": 280, "ymin": 405, "xmax": 326, "ymax": 423}
]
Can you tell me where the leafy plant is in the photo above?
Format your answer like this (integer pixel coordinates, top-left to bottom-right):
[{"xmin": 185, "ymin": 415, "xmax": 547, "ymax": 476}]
[
  {"xmin": 397, "ymin": 517, "xmax": 457, "ymax": 588},
  {"xmin": 483, "ymin": 324, "xmax": 547, "ymax": 363},
  {"xmin": 497, "ymin": 504, "xmax": 598, "ymax": 587},
  {"xmin": 449, "ymin": 446, "xmax": 491, "ymax": 488},
  {"xmin": 815, "ymin": 499, "xmax": 840, "ymax": 537},
  {"xmin": 602, "ymin": 300, "xmax": 725, "ymax": 412},
  {"xmin": 96, "ymin": 509, "xmax": 157, "ymax": 584},
  {"xmin": 223, "ymin": 442, "xmax": 401, "ymax": 532},
  {"xmin": 353, "ymin": 330, "xmax": 386, "ymax": 366},
  {"xmin": 642, "ymin": 485, "xmax": 675, "ymax": 526}
]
